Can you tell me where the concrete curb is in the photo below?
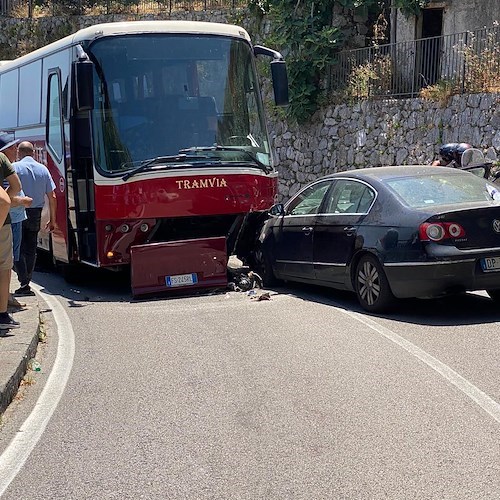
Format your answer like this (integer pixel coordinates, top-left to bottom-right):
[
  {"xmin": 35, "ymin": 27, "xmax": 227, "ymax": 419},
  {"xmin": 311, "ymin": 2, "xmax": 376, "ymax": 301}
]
[{"xmin": 0, "ymin": 299, "xmax": 41, "ymax": 415}]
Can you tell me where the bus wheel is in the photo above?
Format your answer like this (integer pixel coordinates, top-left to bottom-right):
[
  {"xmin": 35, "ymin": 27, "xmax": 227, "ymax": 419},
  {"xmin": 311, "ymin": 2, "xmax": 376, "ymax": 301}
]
[{"xmin": 58, "ymin": 262, "xmax": 82, "ymax": 284}]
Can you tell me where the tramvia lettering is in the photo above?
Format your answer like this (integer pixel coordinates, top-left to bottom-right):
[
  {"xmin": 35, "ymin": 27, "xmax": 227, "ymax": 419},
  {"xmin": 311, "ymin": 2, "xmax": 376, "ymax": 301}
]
[{"xmin": 175, "ymin": 178, "xmax": 228, "ymax": 190}]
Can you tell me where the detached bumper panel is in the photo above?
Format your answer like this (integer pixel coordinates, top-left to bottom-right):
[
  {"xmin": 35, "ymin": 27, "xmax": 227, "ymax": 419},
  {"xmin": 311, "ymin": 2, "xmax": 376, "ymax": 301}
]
[{"xmin": 130, "ymin": 237, "xmax": 228, "ymax": 296}]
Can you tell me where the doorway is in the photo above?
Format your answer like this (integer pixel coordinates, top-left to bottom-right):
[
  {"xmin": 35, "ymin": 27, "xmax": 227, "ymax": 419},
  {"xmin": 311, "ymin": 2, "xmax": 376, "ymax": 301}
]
[{"xmin": 416, "ymin": 8, "xmax": 444, "ymax": 89}]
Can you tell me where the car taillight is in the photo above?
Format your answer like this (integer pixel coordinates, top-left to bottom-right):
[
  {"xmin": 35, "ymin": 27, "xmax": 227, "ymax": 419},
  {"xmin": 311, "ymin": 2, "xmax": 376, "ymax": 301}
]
[{"xmin": 419, "ymin": 222, "xmax": 466, "ymax": 242}]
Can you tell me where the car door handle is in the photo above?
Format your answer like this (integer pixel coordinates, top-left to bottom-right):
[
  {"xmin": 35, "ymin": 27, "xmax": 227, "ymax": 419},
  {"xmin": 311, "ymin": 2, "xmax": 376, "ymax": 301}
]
[
  {"xmin": 302, "ymin": 226, "xmax": 314, "ymax": 234},
  {"xmin": 343, "ymin": 226, "xmax": 356, "ymax": 235}
]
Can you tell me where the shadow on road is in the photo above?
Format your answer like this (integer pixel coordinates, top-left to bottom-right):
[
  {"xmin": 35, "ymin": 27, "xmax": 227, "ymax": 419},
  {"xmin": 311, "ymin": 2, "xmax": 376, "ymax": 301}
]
[
  {"xmin": 32, "ymin": 252, "xmax": 228, "ymax": 307},
  {"xmin": 270, "ymin": 281, "xmax": 500, "ymax": 327},
  {"xmin": 33, "ymin": 252, "xmax": 500, "ymax": 326}
]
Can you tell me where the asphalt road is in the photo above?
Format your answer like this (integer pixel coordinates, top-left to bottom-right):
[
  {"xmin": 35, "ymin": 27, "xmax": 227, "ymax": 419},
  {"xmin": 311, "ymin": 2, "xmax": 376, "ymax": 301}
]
[{"xmin": 1, "ymin": 265, "xmax": 500, "ymax": 499}]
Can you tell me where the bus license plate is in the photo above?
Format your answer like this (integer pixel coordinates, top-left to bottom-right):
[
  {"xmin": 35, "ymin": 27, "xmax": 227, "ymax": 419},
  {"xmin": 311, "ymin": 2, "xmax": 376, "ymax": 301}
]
[
  {"xmin": 166, "ymin": 273, "xmax": 198, "ymax": 287},
  {"xmin": 481, "ymin": 257, "xmax": 500, "ymax": 272}
]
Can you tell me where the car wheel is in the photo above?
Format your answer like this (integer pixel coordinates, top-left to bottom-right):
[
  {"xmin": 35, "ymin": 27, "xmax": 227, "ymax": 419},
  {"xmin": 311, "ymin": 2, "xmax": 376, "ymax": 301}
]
[
  {"xmin": 355, "ymin": 254, "xmax": 395, "ymax": 313},
  {"xmin": 487, "ymin": 289, "xmax": 500, "ymax": 303},
  {"xmin": 255, "ymin": 246, "xmax": 278, "ymax": 286}
]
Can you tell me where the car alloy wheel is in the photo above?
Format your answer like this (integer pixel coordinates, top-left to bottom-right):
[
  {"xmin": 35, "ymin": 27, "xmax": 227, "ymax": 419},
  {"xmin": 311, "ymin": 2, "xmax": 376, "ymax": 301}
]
[{"xmin": 355, "ymin": 254, "xmax": 395, "ymax": 313}]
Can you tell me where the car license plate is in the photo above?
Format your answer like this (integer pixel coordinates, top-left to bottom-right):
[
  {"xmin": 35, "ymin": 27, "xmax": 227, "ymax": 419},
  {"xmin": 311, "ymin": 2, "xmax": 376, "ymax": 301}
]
[
  {"xmin": 481, "ymin": 257, "xmax": 500, "ymax": 272},
  {"xmin": 166, "ymin": 273, "xmax": 198, "ymax": 287}
]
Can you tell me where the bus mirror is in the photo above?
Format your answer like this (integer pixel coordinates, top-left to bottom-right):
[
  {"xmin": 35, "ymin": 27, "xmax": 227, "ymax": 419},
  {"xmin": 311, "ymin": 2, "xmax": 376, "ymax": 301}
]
[
  {"xmin": 271, "ymin": 60, "xmax": 289, "ymax": 107},
  {"xmin": 75, "ymin": 60, "xmax": 94, "ymax": 111}
]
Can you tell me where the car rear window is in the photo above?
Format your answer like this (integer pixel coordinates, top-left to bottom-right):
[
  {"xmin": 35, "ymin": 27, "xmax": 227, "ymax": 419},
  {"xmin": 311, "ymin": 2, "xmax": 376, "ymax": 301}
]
[{"xmin": 384, "ymin": 171, "xmax": 499, "ymax": 208}]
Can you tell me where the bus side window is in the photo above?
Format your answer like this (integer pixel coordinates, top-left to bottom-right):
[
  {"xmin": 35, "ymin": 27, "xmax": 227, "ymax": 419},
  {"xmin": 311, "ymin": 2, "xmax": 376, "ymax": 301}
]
[{"xmin": 47, "ymin": 72, "xmax": 63, "ymax": 161}]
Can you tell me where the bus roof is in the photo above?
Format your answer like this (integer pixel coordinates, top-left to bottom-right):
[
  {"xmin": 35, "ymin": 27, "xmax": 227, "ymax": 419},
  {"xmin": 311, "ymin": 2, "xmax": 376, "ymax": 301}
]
[{"xmin": 0, "ymin": 20, "xmax": 251, "ymax": 71}]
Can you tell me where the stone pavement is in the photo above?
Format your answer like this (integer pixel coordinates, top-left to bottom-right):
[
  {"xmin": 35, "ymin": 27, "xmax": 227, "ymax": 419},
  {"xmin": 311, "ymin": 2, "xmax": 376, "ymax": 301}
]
[{"xmin": 0, "ymin": 277, "xmax": 41, "ymax": 415}]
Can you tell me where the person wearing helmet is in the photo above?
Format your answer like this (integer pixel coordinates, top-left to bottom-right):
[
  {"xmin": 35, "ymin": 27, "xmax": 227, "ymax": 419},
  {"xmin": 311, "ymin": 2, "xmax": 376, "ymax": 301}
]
[
  {"xmin": 432, "ymin": 143, "xmax": 458, "ymax": 166},
  {"xmin": 432, "ymin": 142, "xmax": 472, "ymax": 167}
]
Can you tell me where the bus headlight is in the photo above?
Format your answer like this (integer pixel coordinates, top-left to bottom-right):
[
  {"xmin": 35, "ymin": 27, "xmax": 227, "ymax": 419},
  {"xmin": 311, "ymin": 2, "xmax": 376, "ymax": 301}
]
[
  {"xmin": 140, "ymin": 223, "xmax": 149, "ymax": 232},
  {"xmin": 119, "ymin": 224, "xmax": 131, "ymax": 233}
]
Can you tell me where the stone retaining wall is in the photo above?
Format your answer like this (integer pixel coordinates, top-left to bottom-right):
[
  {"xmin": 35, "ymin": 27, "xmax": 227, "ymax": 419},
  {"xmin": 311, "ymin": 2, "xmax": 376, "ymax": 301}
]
[
  {"xmin": 270, "ymin": 93, "xmax": 500, "ymax": 200},
  {"xmin": 0, "ymin": 12, "xmax": 230, "ymax": 59}
]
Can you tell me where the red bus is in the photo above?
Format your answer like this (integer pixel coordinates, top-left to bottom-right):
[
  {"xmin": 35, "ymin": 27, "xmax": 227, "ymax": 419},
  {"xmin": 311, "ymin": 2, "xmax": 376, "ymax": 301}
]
[{"xmin": 0, "ymin": 21, "xmax": 288, "ymax": 295}]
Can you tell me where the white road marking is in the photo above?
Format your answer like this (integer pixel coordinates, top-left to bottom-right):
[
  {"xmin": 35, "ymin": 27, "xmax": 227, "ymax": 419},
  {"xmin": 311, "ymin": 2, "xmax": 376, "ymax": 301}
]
[
  {"xmin": 339, "ymin": 307, "xmax": 500, "ymax": 424},
  {"xmin": 0, "ymin": 284, "xmax": 75, "ymax": 497}
]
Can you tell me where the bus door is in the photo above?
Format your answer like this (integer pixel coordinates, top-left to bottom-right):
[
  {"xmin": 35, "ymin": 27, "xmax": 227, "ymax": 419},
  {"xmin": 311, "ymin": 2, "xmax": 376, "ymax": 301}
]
[
  {"xmin": 65, "ymin": 69, "xmax": 97, "ymax": 266},
  {"xmin": 46, "ymin": 69, "xmax": 71, "ymax": 263}
]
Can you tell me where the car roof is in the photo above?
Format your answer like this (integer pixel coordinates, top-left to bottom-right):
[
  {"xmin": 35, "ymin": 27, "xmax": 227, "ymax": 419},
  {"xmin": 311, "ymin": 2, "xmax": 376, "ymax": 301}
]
[{"xmin": 323, "ymin": 165, "xmax": 466, "ymax": 181}]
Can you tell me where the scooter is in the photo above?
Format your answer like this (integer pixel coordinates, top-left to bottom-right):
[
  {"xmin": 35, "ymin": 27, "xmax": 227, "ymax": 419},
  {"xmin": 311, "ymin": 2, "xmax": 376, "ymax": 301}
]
[{"xmin": 460, "ymin": 147, "xmax": 498, "ymax": 180}]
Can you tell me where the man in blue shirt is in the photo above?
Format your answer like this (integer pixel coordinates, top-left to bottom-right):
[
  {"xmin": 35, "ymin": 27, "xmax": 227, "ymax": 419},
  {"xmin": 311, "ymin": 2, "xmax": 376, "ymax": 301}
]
[{"xmin": 13, "ymin": 142, "xmax": 56, "ymax": 297}]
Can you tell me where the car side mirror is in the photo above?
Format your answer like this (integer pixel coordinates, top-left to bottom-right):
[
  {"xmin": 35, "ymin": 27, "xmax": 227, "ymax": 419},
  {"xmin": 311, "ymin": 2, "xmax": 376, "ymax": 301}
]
[{"xmin": 269, "ymin": 203, "xmax": 285, "ymax": 216}]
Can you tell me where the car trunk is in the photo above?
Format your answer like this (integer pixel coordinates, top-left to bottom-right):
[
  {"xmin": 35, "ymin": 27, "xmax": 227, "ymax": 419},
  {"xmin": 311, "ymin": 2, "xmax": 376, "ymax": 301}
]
[{"xmin": 427, "ymin": 205, "xmax": 500, "ymax": 249}]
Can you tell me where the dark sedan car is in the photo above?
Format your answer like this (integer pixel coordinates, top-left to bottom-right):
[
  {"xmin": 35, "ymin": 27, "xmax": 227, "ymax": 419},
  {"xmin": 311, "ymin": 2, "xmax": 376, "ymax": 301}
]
[{"xmin": 256, "ymin": 165, "xmax": 500, "ymax": 312}]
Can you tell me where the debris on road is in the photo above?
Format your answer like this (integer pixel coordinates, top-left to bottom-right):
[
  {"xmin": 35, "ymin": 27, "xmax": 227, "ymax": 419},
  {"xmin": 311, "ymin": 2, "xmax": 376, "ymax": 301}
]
[{"xmin": 252, "ymin": 292, "xmax": 272, "ymax": 301}]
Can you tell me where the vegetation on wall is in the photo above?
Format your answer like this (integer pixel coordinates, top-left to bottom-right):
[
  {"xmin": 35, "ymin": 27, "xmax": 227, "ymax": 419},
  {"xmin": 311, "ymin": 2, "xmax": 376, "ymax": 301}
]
[
  {"xmin": 420, "ymin": 26, "xmax": 500, "ymax": 104},
  {"xmin": 249, "ymin": 0, "xmax": 429, "ymax": 124}
]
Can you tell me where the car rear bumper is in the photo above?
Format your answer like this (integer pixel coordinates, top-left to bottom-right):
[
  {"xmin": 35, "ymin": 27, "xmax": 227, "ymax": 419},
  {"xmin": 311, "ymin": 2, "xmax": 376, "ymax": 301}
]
[{"xmin": 384, "ymin": 258, "xmax": 500, "ymax": 298}]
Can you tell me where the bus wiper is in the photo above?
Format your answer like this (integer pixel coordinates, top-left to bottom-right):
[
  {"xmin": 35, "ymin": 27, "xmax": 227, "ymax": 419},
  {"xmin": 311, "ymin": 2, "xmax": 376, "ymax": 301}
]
[
  {"xmin": 121, "ymin": 154, "xmax": 205, "ymax": 181},
  {"xmin": 179, "ymin": 146, "xmax": 273, "ymax": 174}
]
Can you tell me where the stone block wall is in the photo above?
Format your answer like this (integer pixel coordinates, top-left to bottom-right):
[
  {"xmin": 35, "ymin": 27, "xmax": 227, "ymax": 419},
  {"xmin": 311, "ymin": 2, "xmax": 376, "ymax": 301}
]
[
  {"xmin": 0, "ymin": 12, "xmax": 231, "ymax": 59},
  {"xmin": 269, "ymin": 93, "xmax": 500, "ymax": 200}
]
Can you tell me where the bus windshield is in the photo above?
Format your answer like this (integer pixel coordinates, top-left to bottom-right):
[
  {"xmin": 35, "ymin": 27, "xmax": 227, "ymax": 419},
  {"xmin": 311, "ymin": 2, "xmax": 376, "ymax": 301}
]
[{"xmin": 88, "ymin": 34, "xmax": 272, "ymax": 174}]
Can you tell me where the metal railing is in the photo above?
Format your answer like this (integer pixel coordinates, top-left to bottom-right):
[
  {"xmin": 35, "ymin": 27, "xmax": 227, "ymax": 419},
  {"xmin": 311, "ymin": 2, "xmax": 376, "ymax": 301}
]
[
  {"xmin": 331, "ymin": 24, "xmax": 500, "ymax": 100},
  {"xmin": 1, "ymin": 0, "xmax": 245, "ymax": 17}
]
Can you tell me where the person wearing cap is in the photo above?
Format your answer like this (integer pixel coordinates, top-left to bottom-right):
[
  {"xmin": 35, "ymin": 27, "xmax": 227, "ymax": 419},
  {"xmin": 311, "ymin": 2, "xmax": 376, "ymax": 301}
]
[
  {"xmin": 0, "ymin": 148, "xmax": 27, "ymax": 309},
  {"xmin": 13, "ymin": 141, "xmax": 56, "ymax": 297},
  {"xmin": 0, "ymin": 138, "xmax": 32, "ymax": 329},
  {"xmin": 0, "ymin": 133, "xmax": 31, "ymax": 310}
]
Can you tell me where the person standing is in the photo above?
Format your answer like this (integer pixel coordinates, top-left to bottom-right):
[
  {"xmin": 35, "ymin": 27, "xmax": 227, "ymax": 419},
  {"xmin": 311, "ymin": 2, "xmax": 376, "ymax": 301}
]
[
  {"xmin": 0, "ymin": 133, "xmax": 30, "ymax": 309},
  {"xmin": 13, "ymin": 142, "xmax": 56, "ymax": 297},
  {"xmin": 0, "ymin": 149, "xmax": 32, "ymax": 328},
  {"xmin": 8, "ymin": 185, "xmax": 28, "ymax": 308}
]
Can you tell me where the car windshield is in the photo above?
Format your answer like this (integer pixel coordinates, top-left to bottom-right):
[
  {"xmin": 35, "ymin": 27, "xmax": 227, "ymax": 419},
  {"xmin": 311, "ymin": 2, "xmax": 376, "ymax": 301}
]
[
  {"xmin": 384, "ymin": 171, "xmax": 500, "ymax": 208},
  {"xmin": 88, "ymin": 34, "xmax": 271, "ymax": 173}
]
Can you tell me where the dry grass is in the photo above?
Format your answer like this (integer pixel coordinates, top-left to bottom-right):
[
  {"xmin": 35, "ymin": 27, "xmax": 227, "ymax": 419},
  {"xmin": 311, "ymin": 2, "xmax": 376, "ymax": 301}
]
[
  {"xmin": 420, "ymin": 27, "xmax": 500, "ymax": 102},
  {"xmin": 344, "ymin": 54, "xmax": 392, "ymax": 100},
  {"xmin": 462, "ymin": 31, "xmax": 500, "ymax": 93},
  {"xmin": 419, "ymin": 79, "xmax": 457, "ymax": 105}
]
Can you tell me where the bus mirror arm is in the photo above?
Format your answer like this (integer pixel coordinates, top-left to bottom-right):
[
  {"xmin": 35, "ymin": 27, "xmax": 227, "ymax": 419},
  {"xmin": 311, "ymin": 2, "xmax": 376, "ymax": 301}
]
[
  {"xmin": 253, "ymin": 45, "xmax": 283, "ymax": 61},
  {"xmin": 253, "ymin": 45, "xmax": 289, "ymax": 107},
  {"xmin": 76, "ymin": 44, "xmax": 90, "ymax": 61}
]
